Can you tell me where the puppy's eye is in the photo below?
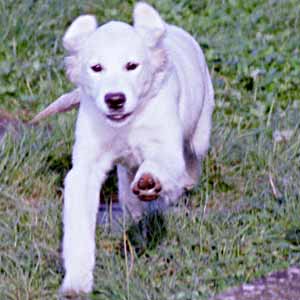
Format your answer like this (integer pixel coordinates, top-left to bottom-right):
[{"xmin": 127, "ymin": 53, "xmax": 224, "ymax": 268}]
[
  {"xmin": 125, "ymin": 62, "xmax": 139, "ymax": 71},
  {"xmin": 91, "ymin": 64, "xmax": 103, "ymax": 72}
]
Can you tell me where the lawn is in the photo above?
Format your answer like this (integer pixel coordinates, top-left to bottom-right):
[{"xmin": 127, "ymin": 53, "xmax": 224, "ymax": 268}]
[{"xmin": 0, "ymin": 0, "xmax": 300, "ymax": 299}]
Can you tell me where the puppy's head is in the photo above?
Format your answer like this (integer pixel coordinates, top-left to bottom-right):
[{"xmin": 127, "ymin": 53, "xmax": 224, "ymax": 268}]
[{"xmin": 63, "ymin": 3, "xmax": 168, "ymax": 127}]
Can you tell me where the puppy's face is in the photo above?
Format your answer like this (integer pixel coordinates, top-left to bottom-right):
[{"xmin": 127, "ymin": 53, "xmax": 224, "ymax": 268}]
[
  {"xmin": 78, "ymin": 22, "xmax": 153, "ymax": 125},
  {"xmin": 64, "ymin": 3, "xmax": 167, "ymax": 127}
]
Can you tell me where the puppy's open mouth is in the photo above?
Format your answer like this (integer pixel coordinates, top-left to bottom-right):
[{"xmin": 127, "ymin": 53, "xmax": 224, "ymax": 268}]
[{"xmin": 106, "ymin": 113, "xmax": 132, "ymax": 122}]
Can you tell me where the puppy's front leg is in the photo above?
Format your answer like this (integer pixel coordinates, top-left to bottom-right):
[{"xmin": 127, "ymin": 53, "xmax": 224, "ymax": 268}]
[
  {"xmin": 132, "ymin": 143, "xmax": 193, "ymax": 205},
  {"xmin": 61, "ymin": 157, "xmax": 112, "ymax": 295}
]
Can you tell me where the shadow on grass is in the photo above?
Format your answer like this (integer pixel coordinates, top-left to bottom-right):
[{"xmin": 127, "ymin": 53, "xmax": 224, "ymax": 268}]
[{"xmin": 125, "ymin": 210, "xmax": 167, "ymax": 256}]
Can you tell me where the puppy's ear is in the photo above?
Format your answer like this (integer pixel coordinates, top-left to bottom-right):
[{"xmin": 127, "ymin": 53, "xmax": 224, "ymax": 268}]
[
  {"xmin": 133, "ymin": 2, "xmax": 166, "ymax": 47},
  {"xmin": 63, "ymin": 15, "xmax": 97, "ymax": 84},
  {"xmin": 63, "ymin": 15, "xmax": 97, "ymax": 53}
]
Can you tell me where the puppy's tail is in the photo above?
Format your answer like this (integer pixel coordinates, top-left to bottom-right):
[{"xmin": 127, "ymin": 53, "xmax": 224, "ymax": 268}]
[{"xmin": 29, "ymin": 88, "xmax": 80, "ymax": 124}]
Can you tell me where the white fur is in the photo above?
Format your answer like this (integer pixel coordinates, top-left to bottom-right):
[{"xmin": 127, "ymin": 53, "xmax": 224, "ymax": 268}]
[{"xmin": 61, "ymin": 2, "xmax": 214, "ymax": 295}]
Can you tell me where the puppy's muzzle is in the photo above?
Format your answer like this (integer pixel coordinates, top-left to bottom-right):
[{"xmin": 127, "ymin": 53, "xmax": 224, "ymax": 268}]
[{"xmin": 105, "ymin": 92, "xmax": 126, "ymax": 111}]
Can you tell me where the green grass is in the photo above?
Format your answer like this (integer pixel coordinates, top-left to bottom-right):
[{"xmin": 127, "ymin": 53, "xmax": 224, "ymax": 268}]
[{"xmin": 1, "ymin": 0, "xmax": 300, "ymax": 299}]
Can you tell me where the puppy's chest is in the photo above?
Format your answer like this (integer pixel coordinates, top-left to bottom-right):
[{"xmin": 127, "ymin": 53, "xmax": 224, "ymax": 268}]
[
  {"xmin": 112, "ymin": 127, "xmax": 156, "ymax": 170},
  {"xmin": 114, "ymin": 139, "xmax": 143, "ymax": 170}
]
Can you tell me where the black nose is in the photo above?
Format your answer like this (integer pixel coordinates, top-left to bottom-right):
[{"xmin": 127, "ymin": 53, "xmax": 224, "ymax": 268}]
[{"xmin": 104, "ymin": 92, "xmax": 126, "ymax": 110}]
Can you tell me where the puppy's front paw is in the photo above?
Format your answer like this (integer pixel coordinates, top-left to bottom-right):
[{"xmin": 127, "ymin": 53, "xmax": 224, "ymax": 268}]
[
  {"xmin": 132, "ymin": 173, "xmax": 162, "ymax": 201},
  {"xmin": 60, "ymin": 272, "xmax": 93, "ymax": 298}
]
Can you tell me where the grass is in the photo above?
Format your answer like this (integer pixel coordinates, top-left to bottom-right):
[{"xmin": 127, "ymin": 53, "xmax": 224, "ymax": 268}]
[{"xmin": 1, "ymin": 0, "xmax": 300, "ymax": 299}]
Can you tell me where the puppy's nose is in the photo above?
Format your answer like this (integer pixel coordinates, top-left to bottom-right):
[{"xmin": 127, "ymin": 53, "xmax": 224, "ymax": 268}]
[{"xmin": 104, "ymin": 92, "xmax": 126, "ymax": 110}]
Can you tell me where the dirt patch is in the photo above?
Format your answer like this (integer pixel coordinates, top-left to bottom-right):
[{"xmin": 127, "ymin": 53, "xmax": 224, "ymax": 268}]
[
  {"xmin": 0, "ymin": 109, "xmax": 21, "ymax": 140},
  {"xmin": 212, "ymin": 266, "xmax": 300, "ymax": 300}
]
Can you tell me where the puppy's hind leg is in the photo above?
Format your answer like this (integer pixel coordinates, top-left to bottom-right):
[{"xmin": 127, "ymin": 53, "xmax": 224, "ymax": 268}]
[
  {"xmin": 187, "ymin": 112, "xmax": 212, "ymax": 188},
  {"xmin": 192, "ymin": 114, "xmax": 213, "ymax": 161},
  {"xmin": 191, "ymin": 66, "xmax": 214, "ymax": 161},
  {"xmin": 184, "ymin": 142, "xmax": 201, "ymax": 188},
  {"xmin": 188, "ymin": 89, "xmax": 214, "ymax": 187},
  {"xmin": 191, "ymin": 112, "xmax": 212, "ymax": 160}
]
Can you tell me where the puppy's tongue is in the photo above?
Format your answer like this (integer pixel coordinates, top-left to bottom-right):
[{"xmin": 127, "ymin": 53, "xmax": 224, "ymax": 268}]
[
  {"xmin": 111, "ymin": 115, "xmax": 124, "ymax": 120},
  {"xmin": 107, "ymin": 113, "xmax": 131, "ymax": 122}
]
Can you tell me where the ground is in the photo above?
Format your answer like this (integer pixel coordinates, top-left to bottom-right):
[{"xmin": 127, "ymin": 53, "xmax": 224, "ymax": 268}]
[{"xmin": 0, "ymin": 0, "xmax": 300, "ymax": 299}]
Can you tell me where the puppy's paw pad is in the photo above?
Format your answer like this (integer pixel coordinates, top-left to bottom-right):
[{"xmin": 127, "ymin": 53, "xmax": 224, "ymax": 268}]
[{"xmin": 132, "ymin": 173, "xmax": 161, "ymax": 201}]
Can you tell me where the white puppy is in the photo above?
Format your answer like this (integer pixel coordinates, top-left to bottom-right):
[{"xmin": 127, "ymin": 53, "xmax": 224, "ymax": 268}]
[{"xmin": 59, "ymin": 2, "xmax": 214, "ymax": 295}]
